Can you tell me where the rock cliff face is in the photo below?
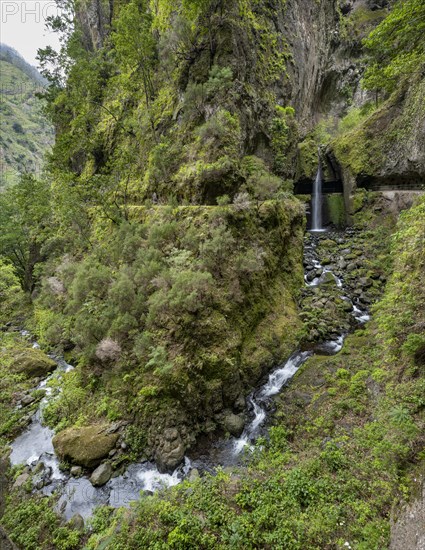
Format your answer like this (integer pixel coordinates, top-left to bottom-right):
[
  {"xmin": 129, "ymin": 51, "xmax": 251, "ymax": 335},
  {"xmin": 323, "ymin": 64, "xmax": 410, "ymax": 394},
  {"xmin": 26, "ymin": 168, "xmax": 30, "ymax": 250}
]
[
  {"xmin": 71, "ymin": 0, "xmax": 425, "ymax": 208},
  {"xmin": 335, "ymin": 78, "xmax": 425, "ymax": 189},
  {"xmin": 76, "ymin": 0, "xmax": 113, "ymax": 51},
  {"xmin": 67, "ymin": 0, "xmax": 348, "ymax": 199}
]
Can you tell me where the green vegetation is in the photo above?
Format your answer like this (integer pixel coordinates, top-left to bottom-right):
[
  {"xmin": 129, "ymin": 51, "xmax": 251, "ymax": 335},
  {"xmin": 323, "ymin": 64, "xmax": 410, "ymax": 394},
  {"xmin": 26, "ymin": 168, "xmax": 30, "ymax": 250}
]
[
  {"xmin": 33, "ymin": 200, "xmax": 303, "ymax": 461},
  {"xmin": 0, "ymin": 1, "xmax": 424, "ymax": 548},
  {"xmin": 0, "ymin": 45, "xmax": 53, "ymax": 188},
  {"xmin": 4, "ymin": 195, "xmax": 421, "ymax": 550},
  {"xmin": 2, "ymin": 494, "xmax": 81, "ymax": 550},
  {"xmin": 363, "ymin": 0, "xmax": 425, "ymax": 94},
  {"xmin": 34, "ymin": 0, "xmax": 294, "ymax": 212},
  {"xmin": 0, "ymin": 174, "xmax": 52, "ymax": 292}
]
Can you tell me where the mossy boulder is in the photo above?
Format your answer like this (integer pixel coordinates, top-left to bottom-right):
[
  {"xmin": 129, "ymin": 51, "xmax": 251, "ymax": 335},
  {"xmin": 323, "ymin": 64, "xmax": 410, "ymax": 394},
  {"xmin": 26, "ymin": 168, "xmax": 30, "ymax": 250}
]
[
  {"xmin": 52, "ymin": 426, "xmax": 119, "ymax": 468},
  {"xmin": 13, "ymin": 349, "xmax": 56, "ymax": 378},
  {"xmin": 221, "ymin": 411, "xmax": 245, "ymax": 437}
]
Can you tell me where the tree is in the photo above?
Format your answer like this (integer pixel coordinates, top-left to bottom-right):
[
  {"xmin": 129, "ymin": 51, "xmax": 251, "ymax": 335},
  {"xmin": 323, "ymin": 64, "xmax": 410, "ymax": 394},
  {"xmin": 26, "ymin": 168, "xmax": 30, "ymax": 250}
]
[
  {"xmin": 0, "ymin": 259, "xmax": 25, "ymax": 322},
  {"xmin": 0, "ymin": 175, "xmax": 52, "ymax": 292},
  {"xmin": 363, "ymin": 0, "xmax": 425, "ymax": 94},
  {"xmin": 112, "ymin": 0, "xmax": 157, "ymax": 107}
]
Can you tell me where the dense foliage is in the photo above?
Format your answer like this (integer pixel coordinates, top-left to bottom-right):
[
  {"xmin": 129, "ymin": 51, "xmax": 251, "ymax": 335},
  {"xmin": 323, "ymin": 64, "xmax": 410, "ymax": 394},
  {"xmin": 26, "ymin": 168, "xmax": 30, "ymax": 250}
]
[
  {"xmin": 33, "ymin": 200, "xmax": 303, "ymax": 457},
  {"xmin": 363, "ymin": 0, "xmax": 425, "ymax": 93}
]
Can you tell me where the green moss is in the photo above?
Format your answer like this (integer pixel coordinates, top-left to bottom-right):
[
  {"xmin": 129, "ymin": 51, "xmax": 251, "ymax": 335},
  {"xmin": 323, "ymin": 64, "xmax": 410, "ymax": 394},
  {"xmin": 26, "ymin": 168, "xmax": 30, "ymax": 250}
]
[
  {"xmin": 297, "ymin": 137, "xmax": 318, "ymax": 180},
  {"xmin": 333, "ymin": 77, "xmax": 425, "ymax": 180},
  {"xmin": 325, "ymin": 194, "xmax": 346, "ymax": 228}
]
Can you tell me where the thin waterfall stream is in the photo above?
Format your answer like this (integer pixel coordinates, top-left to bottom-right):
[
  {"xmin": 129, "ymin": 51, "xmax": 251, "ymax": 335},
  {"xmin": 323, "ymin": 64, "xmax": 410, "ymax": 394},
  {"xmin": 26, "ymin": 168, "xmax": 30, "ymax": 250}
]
[
  {"xmin": 9, "ymin": 228, "xmax": 371, "ymax": 519},
  {"xmin": 311, "ymin": 153, "xmax": 324, "ymax": 232}
]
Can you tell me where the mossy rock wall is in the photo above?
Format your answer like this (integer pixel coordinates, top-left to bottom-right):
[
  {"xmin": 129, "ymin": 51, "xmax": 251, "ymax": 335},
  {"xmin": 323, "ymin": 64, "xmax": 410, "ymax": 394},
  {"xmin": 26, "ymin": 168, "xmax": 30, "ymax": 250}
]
[
  {"xmin": 325, "ymin": 194, "xmax": 346, "ymax": 228},
  {"xmin": 333, "ymin": 76, "xmax": 425, "ymax": 197}
]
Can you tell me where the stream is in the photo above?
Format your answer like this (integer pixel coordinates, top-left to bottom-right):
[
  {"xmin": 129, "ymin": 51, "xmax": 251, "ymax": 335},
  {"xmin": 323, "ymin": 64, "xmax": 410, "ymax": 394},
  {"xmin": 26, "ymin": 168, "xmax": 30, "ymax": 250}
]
[{"xmin": 10, "ymin": 229, "xmax": 371, "ymax": 521}]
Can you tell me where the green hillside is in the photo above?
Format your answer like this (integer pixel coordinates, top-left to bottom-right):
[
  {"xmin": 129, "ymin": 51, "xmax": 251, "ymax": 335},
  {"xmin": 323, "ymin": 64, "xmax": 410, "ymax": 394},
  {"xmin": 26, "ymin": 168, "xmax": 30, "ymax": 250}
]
[{"xmin": 0, "ymin": 45, "xmax": 53, "ymax": 188}]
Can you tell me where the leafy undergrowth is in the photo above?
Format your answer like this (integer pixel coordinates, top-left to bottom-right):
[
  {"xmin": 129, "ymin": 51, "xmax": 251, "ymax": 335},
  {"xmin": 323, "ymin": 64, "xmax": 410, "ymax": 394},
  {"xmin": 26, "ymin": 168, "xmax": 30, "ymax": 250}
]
[
  {"xmin": 0, "ymin": 261, "xmax": 34, "ymax": 450},
  {"xmin": 0, "ymin": 332, "xmax": 37, "ymax": 449},
  {"xmin": 31, "ymin": 199, "xmax": 304, "ymax": 465}
]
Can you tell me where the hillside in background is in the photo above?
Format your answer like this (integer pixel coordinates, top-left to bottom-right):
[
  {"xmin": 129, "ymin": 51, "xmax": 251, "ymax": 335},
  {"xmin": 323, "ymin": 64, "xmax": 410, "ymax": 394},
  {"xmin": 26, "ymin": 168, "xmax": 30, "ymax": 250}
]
[{"xmin": 0, "ymin": 44, "xmax": 53, "ymax": 188}]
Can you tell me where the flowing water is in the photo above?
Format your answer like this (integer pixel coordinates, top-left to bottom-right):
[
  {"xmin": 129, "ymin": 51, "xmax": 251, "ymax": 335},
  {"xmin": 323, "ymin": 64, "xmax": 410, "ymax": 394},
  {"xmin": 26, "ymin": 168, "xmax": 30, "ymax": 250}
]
[
  {"xmin": 311, "ymin": 156, "xmax": 324, "ymax": 232},
  {"xmin": 10, "ymin": 229, "xmax": 371, "ymax": 519}
]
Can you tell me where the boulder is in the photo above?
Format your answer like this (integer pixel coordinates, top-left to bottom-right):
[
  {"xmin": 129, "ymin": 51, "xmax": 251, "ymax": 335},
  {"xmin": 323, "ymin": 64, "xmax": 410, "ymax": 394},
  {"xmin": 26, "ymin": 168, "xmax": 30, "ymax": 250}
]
[
  {"xmin": 222, "ymin": 411, "xmax": 245, "ymax": 437},
  {"xmin": 188, "ymin": 468, "xmax": 200, "ymax": 482},
  {"xmin": 90, "ymin": 462, "xmax": 112, "ymax": 486},
  {"xmin": 13, "ymin": 349, "xmax": 56, "ymax": 378},
  {"xmin": 33, "ymin": 461, "xmax": 45, "ymax": 474},
  {"xmin": 320, "ymin": 271, "xmax": 337, "ymax": 285},
  {"xmin": 21, "ymin": 394, "xmax": 35, "ymax": 406},
  {"xmin": 70, "ymin": 466, "xmax": 83, "ymax": 477},
  {"xmin": 359, "ymin": 277, "xmax": 373, "ymax": 289},
  {"xmin": 52, "ymin": 426, "xmax": 119, "ymax": 468}
]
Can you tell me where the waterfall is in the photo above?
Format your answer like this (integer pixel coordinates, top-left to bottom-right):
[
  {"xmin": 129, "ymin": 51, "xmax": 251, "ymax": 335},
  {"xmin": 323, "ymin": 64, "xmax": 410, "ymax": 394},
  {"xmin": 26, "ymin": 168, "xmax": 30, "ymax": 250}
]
[{"xmin": 311, "ymin": 154, "xmax": 323, "ymax": 231}]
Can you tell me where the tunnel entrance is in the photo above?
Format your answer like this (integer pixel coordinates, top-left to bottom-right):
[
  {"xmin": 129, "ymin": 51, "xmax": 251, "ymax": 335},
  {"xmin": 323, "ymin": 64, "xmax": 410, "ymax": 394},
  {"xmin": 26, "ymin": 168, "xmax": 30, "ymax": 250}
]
[{"xmin": 294, "ymin": 179, "xmax": 344, "ymax": 195}]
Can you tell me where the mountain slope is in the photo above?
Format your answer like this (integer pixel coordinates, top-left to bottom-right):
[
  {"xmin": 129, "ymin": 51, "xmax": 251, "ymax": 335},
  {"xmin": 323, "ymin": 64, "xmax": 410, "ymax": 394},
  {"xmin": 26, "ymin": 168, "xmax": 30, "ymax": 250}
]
[{"xmin": 0, "ymin": 44, "xmax": 53, "ymax": 188}]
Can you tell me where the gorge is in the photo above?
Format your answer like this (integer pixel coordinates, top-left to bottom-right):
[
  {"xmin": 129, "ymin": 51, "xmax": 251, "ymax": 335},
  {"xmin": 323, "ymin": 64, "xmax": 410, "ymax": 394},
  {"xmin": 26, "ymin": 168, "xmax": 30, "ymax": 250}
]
[{"xmin": 0, "ymin": 0, "xmax": 424, "ymax": 549}]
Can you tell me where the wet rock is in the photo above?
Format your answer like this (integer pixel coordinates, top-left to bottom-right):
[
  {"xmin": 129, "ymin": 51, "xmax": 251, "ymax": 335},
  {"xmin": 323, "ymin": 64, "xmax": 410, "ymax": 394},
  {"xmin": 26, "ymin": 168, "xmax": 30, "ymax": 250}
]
[
  {"xmin": 105, "ymin": 421, "xmax": 124, "ymax": 434},
  {"xmin": 68, "ymin": 513, "xmax": 85, "ymax": 532},
  {"xmin": 339, "ymin": 298, "xmax": 353, "ymax": 312},
  {"xmin": 13, "ymin": 349, "xmax": 56, "ymax": 378},
  {"xmin": 321, "ymin": 271, "xmax": 337, "ymax": 285},
  {"xmin": 359, "ymin": 277, "xmax": 373, "ymax": 289},
  {"xmin": 90, "ymin": 462, "xmax": 112, "ymax": 486},
  {"xmin": 70, "ymin": 466, "xmax": 83, "ymax": 477},
  {"xmin": 21, "ymin": 394, "xmax": 35, "ymax": 406},
  {"xmin": 222, "ymin": 411, "xmax": 245, "ymax": 437},
  {"xmin": 53, "ymin": 425, "xmax": 119, "ymax": 468},
  {"xmin": 33, "ymin": 461, "xmax": 45, "ymax": 474},
  {"xmin": 155, "ymin": 428, "xmax": 185, "ymax": 473}
]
